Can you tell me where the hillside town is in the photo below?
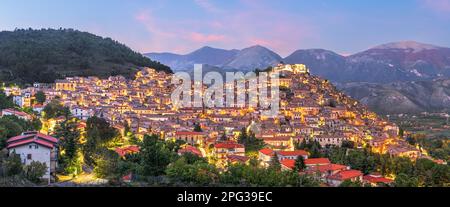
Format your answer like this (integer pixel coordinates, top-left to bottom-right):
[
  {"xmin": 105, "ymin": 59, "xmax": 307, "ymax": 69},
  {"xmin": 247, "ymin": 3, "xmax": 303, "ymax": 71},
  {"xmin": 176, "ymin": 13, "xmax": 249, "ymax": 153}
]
[{"xmin": 1, "ymin": 64, "xmax": 446, "ymax": 186}]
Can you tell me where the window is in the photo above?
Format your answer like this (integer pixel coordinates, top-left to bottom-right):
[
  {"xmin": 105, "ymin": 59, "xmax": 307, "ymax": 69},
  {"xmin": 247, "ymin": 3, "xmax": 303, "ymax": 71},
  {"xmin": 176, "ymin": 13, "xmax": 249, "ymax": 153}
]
[{"xmin": 27, "ymin": 154, "xmax": 32, "ymax": 160}]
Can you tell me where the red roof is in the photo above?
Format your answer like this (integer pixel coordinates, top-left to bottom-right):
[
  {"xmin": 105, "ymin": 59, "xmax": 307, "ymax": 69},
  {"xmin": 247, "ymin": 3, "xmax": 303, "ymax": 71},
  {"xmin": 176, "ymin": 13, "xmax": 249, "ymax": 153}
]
[
  {"xmin": 115, "ymin": 145, "xmax": 140, "ymax": 157},
  {"xmin": 363, "ymin": 174, "xmax": 393, "ymax": 184},
  {"xmin": 280, "ymin": 159, "xmax": 296, "ymax": 169},
  {"xmin": 215, "ymin": 142, "xmax": 244, "ymax": 149},
  {"xmin": 328, "ymin": 170, "xmax": 363, "ymax": 181},
  {"xmin": 259, "ymin": 148, "xmax": 275, "ymax": 156},
  {"xmin": 6, "ymin": 132, "xmax": 58, "ymax": 149},
  {"xmin": 278, "ymin": 150, "xmax": 308, "ymax": 157},
  {"xmin": 306, "ymin": 164, "xmax": 348, "ymax": 174},
  {"xmin": 305, "ymin": 158, "xmax": 331, "ymax": 166},
  {"xmin": 7, "ymin": 139, "xmax": 54, "ymax": 149},
  {"xmin": 2, "ymin": 108, "xmax": 31, "ymax": 118},
  {"xmin": 178, "ymin": 145, "xmax": 202, "ymax": 157},
  {"xmin": 226, "ymin": 155, "xmax": 250, "ymax": 163}
]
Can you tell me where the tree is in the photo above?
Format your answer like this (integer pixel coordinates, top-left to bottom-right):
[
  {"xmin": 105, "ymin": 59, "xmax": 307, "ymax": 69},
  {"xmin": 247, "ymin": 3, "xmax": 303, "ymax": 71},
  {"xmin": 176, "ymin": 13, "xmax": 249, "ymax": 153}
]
[
  {"xmin": 139, "ymin": 134, "xmax": 175, "ymax": 176},
  {"xmin": 0, "ymin": 91, "xmax": 14, "ymax": 110},
  {"xmin": 34, "ymin": 91, "xmax": 46, "ymax": 104},
  {"xmin": 43, "ymin": 100, "xmax": 70, "ymax": 119},
  {"xmin": 23, "ymin": 161, "xmax": 47, "ymax": 183},
  {"xmin": 394, "ymin": 173, "xmax": 419, "ymax": 187},
  {"xmin": 4, "ymin": 152, "xmax": 23, "ymax": 176},
  {"xmin": 54, "ymin": 119, "xmax": 81, "ymax": 174},
  {"xmin": 93, "ymin": 149, "xmax": 121, "ymax": 180},
  {"xmin": 193, "ymin": 123, "xmax": 203, "ymax": 132},
  {"xmin": 268, "ymin": 154, "xmax": 281, "ymax": 171},
  {"xmin": 341, "ymin": 140, "xmax": 355, "ymax": 149},
  {"xmin": 294, "ymin": 156, "xmax": 306, "ymax": 171},
  {"xmin": 339, "ymin": 180, "xmax": 363, "ymax": 187}
]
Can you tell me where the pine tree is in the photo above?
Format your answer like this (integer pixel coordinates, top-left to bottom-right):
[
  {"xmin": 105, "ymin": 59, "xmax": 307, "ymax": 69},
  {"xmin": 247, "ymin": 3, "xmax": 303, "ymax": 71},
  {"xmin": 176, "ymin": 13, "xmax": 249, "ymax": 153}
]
[
  {"xmin": 294, "ymin": 156, "xmax": 306, "ymax": 171},
  {"xmin": 269, "ymin": 154, "xmax": 281, "ymax": 171}
]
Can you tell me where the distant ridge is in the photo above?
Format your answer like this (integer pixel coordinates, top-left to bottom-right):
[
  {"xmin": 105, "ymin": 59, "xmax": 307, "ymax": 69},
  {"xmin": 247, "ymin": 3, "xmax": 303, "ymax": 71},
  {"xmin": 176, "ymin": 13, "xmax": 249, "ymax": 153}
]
[{"xmin": 147, "ymin": 41, "xmax": 450, "ymax": 83}]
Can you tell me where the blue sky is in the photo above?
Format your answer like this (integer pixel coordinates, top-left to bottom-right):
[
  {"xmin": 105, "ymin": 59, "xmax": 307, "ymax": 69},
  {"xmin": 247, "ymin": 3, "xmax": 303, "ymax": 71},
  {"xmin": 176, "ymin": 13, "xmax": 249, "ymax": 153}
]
[{"xmin": 1, "ymin": 0, "xmax": 450, "ymax": 56}]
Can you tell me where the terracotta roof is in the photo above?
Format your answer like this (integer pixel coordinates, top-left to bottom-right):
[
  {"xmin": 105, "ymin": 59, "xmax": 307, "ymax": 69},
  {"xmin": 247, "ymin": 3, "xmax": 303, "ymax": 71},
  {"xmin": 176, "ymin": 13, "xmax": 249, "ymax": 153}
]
[
  {"xmin": 306, "ymin": 164, "xmax": 348, "ymax": 174},
  {"xmin": 227, "ymin": 155, "xmax": 250, "ymax": 163},
  {"xmin": 115, "ymin": 145, "xmax": 140, "ymax": 157},
  {"xmin": 363, "ymin": 174, "xmax": 393, "ymax": 184},
  {"xmin": 7, "ymin": 139, "xmax": 54, "ymax": 149},
  {"xmin": 178, "ymin": 145, "xmax": 202, "ymax": 157},
  {"xmin": 215, "ymin": 142, "xmax": 244, "ymax": 149},
  {"xmin": 259, "ymin": 148, "xmax": 275, "ymax": 156},
  {"xmin": 280, "ymin": 159, "xmax": 296, "ymax": 169},
  {"xmin": 304, "ymin": 158, "xmax": 331, "ymax": 166},
  {"xmin": 7, "ymin": 132, "xmax": 58, "ymax": 149},
  {"xmin": 328, "ymin": 170, "xmax": 363, "ymax": 181},
  {"xmin": 277, "ymin": 150, "xmax": 308, "ymax": 157}
]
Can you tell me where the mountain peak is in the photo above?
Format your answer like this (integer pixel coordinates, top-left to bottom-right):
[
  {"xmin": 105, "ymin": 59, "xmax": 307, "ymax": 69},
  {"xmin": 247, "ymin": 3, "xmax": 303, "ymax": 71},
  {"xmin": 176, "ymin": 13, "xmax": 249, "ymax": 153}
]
[{"xmin": 373, "ymin": 41, "xmax": 440, "ymax": 52}]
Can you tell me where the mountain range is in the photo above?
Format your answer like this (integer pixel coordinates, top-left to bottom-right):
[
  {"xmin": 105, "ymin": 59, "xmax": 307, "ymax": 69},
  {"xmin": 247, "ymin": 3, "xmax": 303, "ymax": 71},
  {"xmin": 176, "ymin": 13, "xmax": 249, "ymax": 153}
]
[
  {"xmin": 147, "ymin": 41, "xmax": 450, "ymax": 114},
  {"xmin": 338, "ymin": 79, "xmax": 450, "ymax": 114},
  {"xmin": 146, "ymin": 41, "xmax": 450, "ymax": 84}
]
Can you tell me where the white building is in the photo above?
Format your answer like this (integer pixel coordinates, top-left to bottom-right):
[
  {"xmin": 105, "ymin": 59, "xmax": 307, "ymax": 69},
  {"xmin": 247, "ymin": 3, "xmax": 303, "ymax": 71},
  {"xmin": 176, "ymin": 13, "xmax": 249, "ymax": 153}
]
[
  {"xmin": 71, "ymin": 107, "xmax": 94, "ymax": 120},
  {"xmin": 6, "ymin": 132, "xmax": 58, "ymax": 183}
]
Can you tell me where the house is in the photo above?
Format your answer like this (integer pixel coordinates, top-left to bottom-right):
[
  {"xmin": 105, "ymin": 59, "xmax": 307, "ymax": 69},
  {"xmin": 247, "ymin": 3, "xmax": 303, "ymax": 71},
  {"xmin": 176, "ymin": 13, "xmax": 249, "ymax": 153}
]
[
  {"xmin": 71, "ymin": 107, "xmax": 94, "ymax": 120},
  {"xmin": 178, "ymin": 145, "xmax": 203, "ymax": 157},
  {"xmin": 115, "ymin": 145, "xmax": 140, "ymax": 158},
  {"xmin": 258, "ymin": 148, "xmax": 275, "ymax": 168},
  {"xmin": 6, "ymin": 132, "xmax": 58, "ymax": 182},
  {"xmin": 174, "ymin": 131, "xmax": 205, "ymax": 145},
  {"xmin": 32, "ymin": 104, "xmax": 44, "ymax": 113},
  {"xmin": 305, "ymin": 164, "xmax": 349, "ymax": 179},
  {"xmin": 214, "ymin": 142, "xmax": 245, "ymax": 159},
  {"xmin": 280, "ymin": 159, "xmax": 296, "ymax": 171},
  {"xmin": 277, "ymin": 150, "xmax": 309, "ymax": 161},
  {"xmin": 1, "ymin": 108, "xmax": 32, "ymax": 121},
  {"xmin": 327, "ymin": 170, "xmax": 363, "ymax": 187},
  {"xmin": 226, "ymin": 155, "xmax": 250, "ymax": 165},
  {"xmin": 304, "ymin": 158, "xmax": 331, "ymax": 167},
  {"xmin": 363, "ymin": 173, "xmax": 393, "ymax": 187}
]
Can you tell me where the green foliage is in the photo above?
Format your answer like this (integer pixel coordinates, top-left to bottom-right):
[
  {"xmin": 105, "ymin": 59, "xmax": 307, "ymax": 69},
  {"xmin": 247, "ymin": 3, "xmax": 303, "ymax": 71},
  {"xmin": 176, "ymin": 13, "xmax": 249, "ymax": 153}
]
[
  {"xmin": 23, "ymin": 161, "xmax": 47, "ymax": 183},
  {"xmin": 238, "ymin": 128, "xmax": 265, "ymax": 153},
  {"xmin": 0, "ymin": 115, "xmax": 38, "ymax": 149},
  {"xmin": 94, "ymin": 149, "xmax": 121, "ymax": 180},
  {"xmin": 220, "ymin": 164, "xmax": 319, "ymax": 187},
  {"xmin": 34, "ymin": 91, "xmax": 46, "ymax": 104},
  {"xmin": 54, "ymin": 119, "xmax": 81, "ymax": 174},
  {"xmin": 339, "ymin": 180, "xmax": 363, "ymax": 187},
  {"xmin": 43, "ymin": 100, "xmax": 70, "ymax": 119},
  {"xmin": 0, "ymin": 91, "xmax": 14, "ymax": 110},
  {"xmin": 294, "ymin": 155, "xmax": 306, "ymax": 171},
  {"xmin": 0, "ymin": 28, "xmax": 172, "ymax": 84},
  {"xmin": 394, "ymin": 173, "xmax": 419, "ymax": 187},
  {"xmin": 166, "ymin": 157, "xmax": 219, "ymax": 186},
  {"xmin": 139, "ymin": 134, "xmax": 176, "ymax": 176},
  {"xmin": 3, "ymin": 152, "xmax": 23, "ymax": 176},
  {"xmin": 268, "ymin": 154, "xmax": 281, "ymax": 172},
  {"xmin": 82, "ymin": 116, "xmax": 119, "ymax": 165},
  {"xmin": 193, "ymin": 123, "xmax": 203, "ymax": 132}
]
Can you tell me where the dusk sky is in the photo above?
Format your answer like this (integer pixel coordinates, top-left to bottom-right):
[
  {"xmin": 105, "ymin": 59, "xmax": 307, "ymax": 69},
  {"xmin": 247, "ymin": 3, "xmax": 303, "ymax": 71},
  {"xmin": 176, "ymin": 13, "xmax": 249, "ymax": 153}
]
[{"xmin": 1, "ymin": 0, "xmax": 450, "ymax": 56}]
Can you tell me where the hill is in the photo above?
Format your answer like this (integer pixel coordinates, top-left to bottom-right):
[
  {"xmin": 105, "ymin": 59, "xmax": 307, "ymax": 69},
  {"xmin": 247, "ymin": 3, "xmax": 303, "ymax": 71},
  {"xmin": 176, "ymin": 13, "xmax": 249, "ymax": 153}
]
[
  {"xmin": 148, "ymin": 41, "xmax": 450, "ymax": 83},
  {"xmin": 338, "ymin": 79, "xmax": 450, "ymax": 114},
  {"xmin": 146, "ymin": 45, "xmax": 281, "ymax": 72},
  {"xmin": 0, "ymin": 28, "xmax": 171, "ymax": 84}
]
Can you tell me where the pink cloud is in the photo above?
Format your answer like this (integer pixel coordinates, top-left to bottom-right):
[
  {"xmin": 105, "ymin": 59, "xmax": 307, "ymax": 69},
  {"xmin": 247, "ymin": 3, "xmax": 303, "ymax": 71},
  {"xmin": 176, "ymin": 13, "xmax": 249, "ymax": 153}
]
[
  {"xmin": 421, "ymin": 0, "xmax": 450, "ymax": 13},
  {"xmin": 189, "ymin": 32, "xmax": 227, "ymax": 43}
]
